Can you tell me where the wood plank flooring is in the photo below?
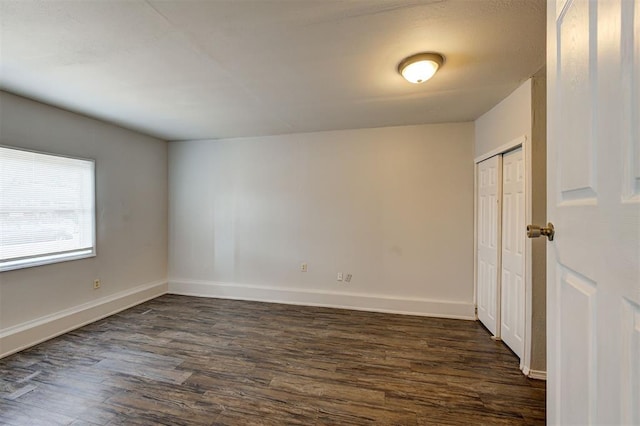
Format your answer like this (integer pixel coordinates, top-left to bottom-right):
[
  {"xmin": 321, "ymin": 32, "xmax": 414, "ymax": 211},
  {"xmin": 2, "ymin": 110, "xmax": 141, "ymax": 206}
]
[{"xmin": 0, "ymin": 295, "xmax": 545, "ymax": 425}]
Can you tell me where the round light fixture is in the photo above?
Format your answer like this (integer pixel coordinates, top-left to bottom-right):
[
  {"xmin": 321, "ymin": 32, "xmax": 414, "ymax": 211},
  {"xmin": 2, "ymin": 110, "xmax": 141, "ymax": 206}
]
[{"xmin": 397, "ymin": 52, "xmax": 445, "ymax": 84}]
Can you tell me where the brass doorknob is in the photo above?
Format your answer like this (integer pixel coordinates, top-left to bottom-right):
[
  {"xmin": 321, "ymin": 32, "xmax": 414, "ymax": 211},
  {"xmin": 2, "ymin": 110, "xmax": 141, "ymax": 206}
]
[{"xmin": 527, "ymin": 223, "xmax": 555, "ymax": 241}]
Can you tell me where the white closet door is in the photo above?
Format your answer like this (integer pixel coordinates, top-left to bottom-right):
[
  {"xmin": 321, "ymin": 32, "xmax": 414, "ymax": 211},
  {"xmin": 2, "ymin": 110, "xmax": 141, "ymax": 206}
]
[
  {"xmin": 500, "ymin": 148, "xmax": 525, "ymax": 358},
  {"xmin": 476, "ymin": 155, "xmax": 502, "ymax": 336}
]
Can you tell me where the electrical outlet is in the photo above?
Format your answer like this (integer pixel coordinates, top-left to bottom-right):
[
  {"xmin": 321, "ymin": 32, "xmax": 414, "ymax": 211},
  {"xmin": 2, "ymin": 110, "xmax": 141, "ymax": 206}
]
[
  {"xmin": 93, "ymin": 279, "xmax": 101, "ymax": 289},
  {"xmin": 337, "ymin": 272, "xmax": 343, "ymax": 281},
  {"xmin": 345, "ymin": 274, "xmax": 352, "ymax": 283},
  {"xmin": 301, "ymin": 263, "xmax": 308, "ymax": 272}
]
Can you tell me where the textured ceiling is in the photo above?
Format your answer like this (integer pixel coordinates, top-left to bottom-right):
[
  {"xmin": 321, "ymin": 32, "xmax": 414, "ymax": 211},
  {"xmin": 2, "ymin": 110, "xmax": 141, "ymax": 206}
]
[{"xmin": 0, "ymin": 0, "xmax": 545, "ymax": 141}]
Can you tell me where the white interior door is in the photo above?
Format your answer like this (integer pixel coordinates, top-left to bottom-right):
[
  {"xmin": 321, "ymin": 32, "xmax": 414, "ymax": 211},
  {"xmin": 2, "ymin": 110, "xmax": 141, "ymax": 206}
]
[
  {"xmin": 500, "ymin": 148, "xmax": 525, "ymax": 358},
  {"xmin": 476, "ymin": 155, "xmax": 502, "ymax": 337},
  {"xmin": 548, "ymin": 0, "xmax": 640, "ymax": 424}
]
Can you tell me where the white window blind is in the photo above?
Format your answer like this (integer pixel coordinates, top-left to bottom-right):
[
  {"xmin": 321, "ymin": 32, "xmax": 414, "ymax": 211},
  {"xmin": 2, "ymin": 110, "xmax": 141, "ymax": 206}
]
[{"xmin": 0, "ymin": 146, "xmax": 96, "ymax": 271}]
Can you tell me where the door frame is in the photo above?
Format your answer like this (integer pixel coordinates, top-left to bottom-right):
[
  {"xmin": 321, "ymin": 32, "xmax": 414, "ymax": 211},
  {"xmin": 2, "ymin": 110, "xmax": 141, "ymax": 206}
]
[{"xmin": 474, "ymin": 134, "xmax": 533, "ymax": 374}]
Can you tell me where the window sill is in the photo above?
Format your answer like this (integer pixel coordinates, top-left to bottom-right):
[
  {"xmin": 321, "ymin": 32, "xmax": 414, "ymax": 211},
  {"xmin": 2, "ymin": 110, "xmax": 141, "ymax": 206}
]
[{"xmin": 0, "ymin": 249, "xmax": 96, "ymax": 272}]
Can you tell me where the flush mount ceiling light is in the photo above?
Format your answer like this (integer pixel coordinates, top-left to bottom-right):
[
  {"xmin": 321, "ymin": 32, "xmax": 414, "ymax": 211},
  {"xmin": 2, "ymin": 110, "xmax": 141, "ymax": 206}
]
[{"xmin": 397, "ymin": 52, "xmax": 445, "ymax": 84}]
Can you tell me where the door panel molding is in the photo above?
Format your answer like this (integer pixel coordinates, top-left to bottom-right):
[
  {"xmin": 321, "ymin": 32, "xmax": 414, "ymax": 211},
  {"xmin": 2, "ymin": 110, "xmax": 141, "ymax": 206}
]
[
  {"xmin": 557, "ymin": 266, "xmax": 597, "ymax": 425},
  {"xmin": 621, "ymin": 0, "xmax": 640, "ymax": 202},
  {"xmin": 621, "ymin": 298, "xmax": 640, "ymax": 424},
  {"xmin": 556, "ymin": 0, "xmax": 598, "ymax": 205}
]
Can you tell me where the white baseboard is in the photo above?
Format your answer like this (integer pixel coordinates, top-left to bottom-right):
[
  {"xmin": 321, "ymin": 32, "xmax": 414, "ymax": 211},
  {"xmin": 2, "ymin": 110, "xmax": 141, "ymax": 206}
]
[
  {"xmin": 168, "ymin": 279, "xmax": 475, "ymax": 320},
  {"xmin": 528, "ymin": 369, "xmax": 547, "ymax": 380},
  {"xmin": 0, "ymin": 280, "xmax": 167, "ymax": 359},
  {"xmin": 522, "ymin": 364, "xmax": 547, "ymax": 380}
]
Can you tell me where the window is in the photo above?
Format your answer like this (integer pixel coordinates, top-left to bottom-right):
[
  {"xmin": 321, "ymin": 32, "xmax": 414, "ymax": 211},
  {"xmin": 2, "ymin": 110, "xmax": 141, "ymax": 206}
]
[{"xmin": 0, "ymin": 145, "xmax": 95, "ymax": 271}]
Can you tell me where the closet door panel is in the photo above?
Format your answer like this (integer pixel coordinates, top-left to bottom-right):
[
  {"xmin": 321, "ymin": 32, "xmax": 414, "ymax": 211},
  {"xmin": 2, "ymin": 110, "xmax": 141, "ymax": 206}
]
[
  {"xmin": 476, "ymin": 155, "xmax": 502, "ymax": 336},
  {"xmin": 500, "ymin": 148, "xmax": 525, "ymax": 358}
]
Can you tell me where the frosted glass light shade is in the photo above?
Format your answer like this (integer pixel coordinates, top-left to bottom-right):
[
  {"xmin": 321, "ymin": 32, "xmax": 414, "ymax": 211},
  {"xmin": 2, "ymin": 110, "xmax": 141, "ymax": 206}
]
[{"xmin": 398, "ymin": 53, "xmax": 444, "ymax": 84}]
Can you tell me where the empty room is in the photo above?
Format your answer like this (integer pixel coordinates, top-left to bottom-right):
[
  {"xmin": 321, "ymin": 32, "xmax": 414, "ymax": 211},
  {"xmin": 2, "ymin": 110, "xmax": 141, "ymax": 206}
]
[{"xmin": 0, "ymin": 0, "xmax": 638, "ymax": 425}]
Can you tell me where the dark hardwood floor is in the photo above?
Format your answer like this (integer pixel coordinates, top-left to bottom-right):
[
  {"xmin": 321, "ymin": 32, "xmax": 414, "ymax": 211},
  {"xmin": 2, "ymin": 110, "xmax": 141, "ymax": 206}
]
[{"xmin": 0, "ymin": 294, "xmax": 545, "ymax": 425}]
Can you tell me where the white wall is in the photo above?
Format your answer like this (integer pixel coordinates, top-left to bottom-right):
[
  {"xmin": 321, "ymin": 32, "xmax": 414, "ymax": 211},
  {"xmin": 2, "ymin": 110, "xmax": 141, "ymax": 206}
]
[
  {"xmin": 169, "ymin": 123, "xmax": 475, "ymax": 318},
  {"xmin": 0, "ymin": 91, "xmax": 168, "ymax": 357},
  {"xmin": 475, "ymin": 80, "xmax": 532, "ymax": 158}
]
